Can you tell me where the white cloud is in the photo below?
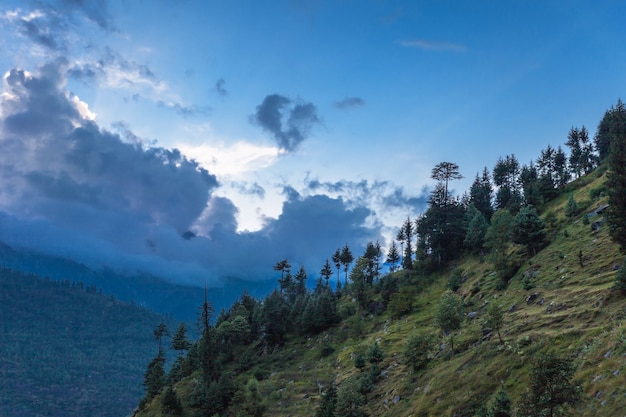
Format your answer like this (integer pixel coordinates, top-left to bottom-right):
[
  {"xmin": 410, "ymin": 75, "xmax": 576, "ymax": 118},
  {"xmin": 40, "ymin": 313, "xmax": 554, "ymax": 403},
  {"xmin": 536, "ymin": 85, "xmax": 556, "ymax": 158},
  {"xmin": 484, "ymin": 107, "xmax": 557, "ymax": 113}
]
[{"xmin": 177, "ymin": 140, "xmax": 281, "ymax": 179}]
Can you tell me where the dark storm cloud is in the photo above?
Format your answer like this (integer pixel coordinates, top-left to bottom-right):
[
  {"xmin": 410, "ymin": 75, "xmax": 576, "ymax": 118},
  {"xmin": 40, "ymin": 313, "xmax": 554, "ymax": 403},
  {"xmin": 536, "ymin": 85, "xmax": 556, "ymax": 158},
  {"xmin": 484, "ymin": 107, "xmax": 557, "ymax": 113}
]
[
  {"xmin": 0, "ymin": 60, "xmax": 381, "ymax": 288},
  {"xmin": 251, "ymin": 94, "xmax": 321, "ymax": 152},
  {"xmin": 334, "ymin": 97, "xmax": 365, "ymax": 109}
]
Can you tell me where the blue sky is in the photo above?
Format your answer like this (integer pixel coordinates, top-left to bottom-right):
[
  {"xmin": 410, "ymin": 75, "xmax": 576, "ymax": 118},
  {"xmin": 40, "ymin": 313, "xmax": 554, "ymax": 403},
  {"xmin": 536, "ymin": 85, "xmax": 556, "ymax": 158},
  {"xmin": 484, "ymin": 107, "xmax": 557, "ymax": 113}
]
[{"xmin": 0, "ymin": 0, "xmax": 625, "ymax": 289}]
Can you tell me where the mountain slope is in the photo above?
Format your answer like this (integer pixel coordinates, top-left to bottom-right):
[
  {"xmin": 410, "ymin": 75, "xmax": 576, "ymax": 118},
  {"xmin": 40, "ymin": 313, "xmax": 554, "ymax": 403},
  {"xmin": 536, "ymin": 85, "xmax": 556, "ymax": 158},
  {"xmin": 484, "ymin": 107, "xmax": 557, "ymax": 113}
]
[
  {"xmin": 135, "ymin": 168, "xmax": 626, "ymax": 417},
  {"xmin": 0, "ymin": 268, "xmax": 176, "ymax": 417}
]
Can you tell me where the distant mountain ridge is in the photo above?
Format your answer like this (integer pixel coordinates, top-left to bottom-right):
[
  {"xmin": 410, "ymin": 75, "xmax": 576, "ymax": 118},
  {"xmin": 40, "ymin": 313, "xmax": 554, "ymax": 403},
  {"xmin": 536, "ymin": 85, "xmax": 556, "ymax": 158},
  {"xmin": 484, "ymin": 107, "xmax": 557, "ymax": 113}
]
[{"xmin": 0, "ymin": 241, "xmax": 273, "ymax": 323}]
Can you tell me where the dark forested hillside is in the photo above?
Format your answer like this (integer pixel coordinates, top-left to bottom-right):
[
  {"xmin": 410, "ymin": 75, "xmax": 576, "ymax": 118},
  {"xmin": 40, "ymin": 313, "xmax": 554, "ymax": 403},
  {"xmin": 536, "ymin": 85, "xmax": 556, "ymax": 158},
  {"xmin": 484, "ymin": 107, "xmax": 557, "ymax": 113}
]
[{"xmin": 0, "ymin": 268, "xmax": 176, "ymax": 417}]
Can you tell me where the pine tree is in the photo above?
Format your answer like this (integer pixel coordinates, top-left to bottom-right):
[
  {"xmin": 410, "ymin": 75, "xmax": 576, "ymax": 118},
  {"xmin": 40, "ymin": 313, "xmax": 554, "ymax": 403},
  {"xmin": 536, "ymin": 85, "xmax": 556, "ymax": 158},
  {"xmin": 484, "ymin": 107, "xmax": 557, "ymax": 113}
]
[
  {"xmin": 386, "ymin": 241, "xmax": 400, "ymax": 272},
  {"xmin": 464, "ymin": 207, "xmax": 489, "ymax": 254},
  {"xmin": 469, "ymin": 167, "xmax": 494, "ymax": 221},
  {"xmin": 336, "ymin": 376, "xmax": 367, "ymax": 417},
  {"xmin": 431, "ymin": 161, "xmax": 463, "ymax": 203},
  {"xmin": 332, "ymin": 248, "xmax": 342, "ymax": 281},
  {"xmin": 153, "ymin": 322, "xmax": 169, "ymax": 352},
  {"xmin": 403, "ymin": 333, "xmax": 433, "ymax": 372},
  {"xmin": 517, "ymin": 353, "xmax": 581, "ymax": 417},
  {"xmin": 595, "ymin": 99, "xmax": 626, "ymax": 161},
  {"xmin": 490, "ymin": 387, "xmax": 512, "ymax": 417},
  {"xmin": 366, "ymin": 341, "xmax": 384, "ymax": 366},
  {"xmin": 566, "ymin": 127, "xmax": 583, "ymax": 178},
  {"xmin": 143, "ymin": 349, "xmax": 166, "ymax": 401},
  {"xmin": 564, "ymin": 194, "xmax": 579, "ymax": 218},
  {"xmin": 512, "ymin": 205, "xmax": 547, "ymax": 256},
  {"xmin": 161, "ymin": 385, "xmax": 182, "ymax": 416},
  {"xmin": 485, "ymin": 303, "xmax": 505, "ymax": 344},
  {"xmin": 171, "ymin": 322, "xmax": 191, "ymax": 356},
  {"xmin": 274, "ymin": 259, "xmax": 292, "ymax": 296},
  {"xmin": 320, "ymin": 259, "xmax": 334, "ymax": 288},
  {"xmin": 614, "ymin": 261, "xmax": 626, "ymax": 294},
  {"xmin": 493, "ymin": 155, "xmax": 522, "ymax": 213},
  {"xmin": 435, "ymin": 291, "xmax": 465, "ymax": 357},
  {"xmin": 340, "ymin": 244, "xmax": 354, "ymax": 286},
  {"xmin": 316, "ymin": 383, "xmax": 338, "ymax": 417},
  {"xmin": 485, "ymin": 209, "xmax": 514, "ymax": 273},
  {"xmin": 401, "ymin": 217, "xmax": 414, "ymax": 270},
  {"xmin": 606, "ymin": 102, "xmax": 626, "ymax": 252},
  {"xmin": 294, "ymin": 265, "xmax": 308, "ymax": 297}
]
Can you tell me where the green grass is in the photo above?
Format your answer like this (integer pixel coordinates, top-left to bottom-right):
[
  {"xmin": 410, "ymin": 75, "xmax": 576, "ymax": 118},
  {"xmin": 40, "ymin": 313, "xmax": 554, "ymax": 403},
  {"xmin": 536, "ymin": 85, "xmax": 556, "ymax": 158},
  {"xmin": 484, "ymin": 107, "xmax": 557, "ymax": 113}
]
[{"xmin": 138, "ymin": 168, "xmax": 626, "ymax": 417}]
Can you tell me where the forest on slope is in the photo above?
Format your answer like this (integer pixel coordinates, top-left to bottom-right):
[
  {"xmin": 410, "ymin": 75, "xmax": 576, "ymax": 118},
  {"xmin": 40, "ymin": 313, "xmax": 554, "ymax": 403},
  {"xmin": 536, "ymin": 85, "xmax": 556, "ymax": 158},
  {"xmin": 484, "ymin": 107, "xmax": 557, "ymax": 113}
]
[
  {"xmin": 0, "ymin": 268, "xmax": 177, "ymax": 417},
  {"xmin": 134, "ymin": 100, "xmax": 626, "ymax": 417}
]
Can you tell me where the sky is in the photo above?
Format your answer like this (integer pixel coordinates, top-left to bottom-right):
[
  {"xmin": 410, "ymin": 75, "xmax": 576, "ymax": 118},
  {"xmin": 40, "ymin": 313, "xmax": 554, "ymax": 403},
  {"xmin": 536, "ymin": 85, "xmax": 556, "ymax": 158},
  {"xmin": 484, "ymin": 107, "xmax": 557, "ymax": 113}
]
[{"xmin": 0, "ymin": 0, "xmax": 625, "ymax": 290}]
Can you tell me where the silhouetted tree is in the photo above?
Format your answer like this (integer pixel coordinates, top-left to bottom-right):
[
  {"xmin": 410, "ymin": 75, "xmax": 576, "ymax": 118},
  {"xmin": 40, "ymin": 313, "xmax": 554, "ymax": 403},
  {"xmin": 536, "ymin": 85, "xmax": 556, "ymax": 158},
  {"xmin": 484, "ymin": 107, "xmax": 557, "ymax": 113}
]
[
  {"xmin": 469, "ymin": 167, "xmax": 494, "ymax": 221},
  {"xmin": 386, "ymin": 241, "xmax": 400, "ymax": 272},
  {"xmin": 431, "ymin": 161, "xmax": 463, "ymax": 203},
  {"xmin": 320, "ymin": 259, "xmax": 334, "ymax": 288},
  {"xmin": 340, "ymin": 244, "xmax": 354, "ymax": 286},
  {"xmin": 401, "ymin": 217, "xmax": 414, "ymax": 270},
  {"xmin": 153, "ymin": 322, "xmax": 169, "ymax": 352},
  {"xmin": 332, "ymin": 249, "xmax": 342, "ymax": 281},
  {"xmin": 171, "ymin": 322, "xmax": 191, "ymax": 356},
  {"xmin": 274, "ymin": 259, "xmax": 292, "ymax": 296},
  {"xmin": 595, "ymin": 99, "xmax": 626, "ymax": 161},
  {"xmin": 493, "ymin": 155, "xmax": 522, "ymax": 213}
]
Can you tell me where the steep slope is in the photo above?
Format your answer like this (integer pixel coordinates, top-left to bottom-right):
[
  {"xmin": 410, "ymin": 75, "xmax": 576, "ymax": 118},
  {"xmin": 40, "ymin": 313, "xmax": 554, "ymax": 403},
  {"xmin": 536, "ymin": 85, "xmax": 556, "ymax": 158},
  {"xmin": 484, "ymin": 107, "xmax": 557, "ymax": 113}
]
[
  {"xmin": 136, "ymin": 168, "xmax": 626, "ymax": 417},
  {"xmin": 0, "ymin": 268, "xmax": 177, "ymax": 417}
]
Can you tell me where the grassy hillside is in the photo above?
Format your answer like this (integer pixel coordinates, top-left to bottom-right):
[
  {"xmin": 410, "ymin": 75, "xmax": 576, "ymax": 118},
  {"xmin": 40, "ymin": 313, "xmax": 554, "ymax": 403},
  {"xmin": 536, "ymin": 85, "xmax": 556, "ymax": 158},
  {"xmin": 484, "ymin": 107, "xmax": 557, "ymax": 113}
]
[
  {"xmin": 136, "ymin": 168, "xmax": 626, "ymax": 417},
  {"xmin": 0, "ymin": 269, "xmax": 177, "ymax": 417}
]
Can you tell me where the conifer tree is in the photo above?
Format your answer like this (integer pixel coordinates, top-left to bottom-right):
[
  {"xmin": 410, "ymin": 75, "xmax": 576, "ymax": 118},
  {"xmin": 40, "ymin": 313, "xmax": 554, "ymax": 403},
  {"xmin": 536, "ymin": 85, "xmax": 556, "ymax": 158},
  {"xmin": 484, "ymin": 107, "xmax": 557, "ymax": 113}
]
[
  {"xmin": 386, "ymin": 241, "xmax": 400, "ymax": 272},
  {"xmin": 469, "ymin": 167, "xmax": 494, "ymax": 221},
  {"xmin": 316, "ymin": 383, "xmax": 338, "ymax": 417},
  {"xmin": 595, "ymin": 99, "xmax": 626, "ymax": 161},
  {"xmin": 606, "ymin": 102, "xmax": 626, "ymax": 252},
  {"xmin": 485, "ymin": 209, "xmax": 514, "ymax": 273},
  {"xmin": 435, "ymin": 291, "xmax": 465, "ymax": 357},
  {"xmin": 160, "ymin": 386, "xmax": 182, "ymax": 416},
  {"xmin": 340, "ymin": 244, "xmax": 354, "ymax": 286},
  {"xmin": 171, "ymin": 322, "xmax": 191, "ymax": 356},
  {"xmin": 564, "ymin": 194, "xmax": 579, "ymax": 218},
  {"xmin": 512, "ymin": 205, "xmax": 547, "ymax": 256},
  {"xmin": 320, "ymin": 259, "xmax": 334, "ymax": 288},
  {"xmin": 464, "ymin": 206, "xmax": 489, "ymax": 254},
  {"xmin": 332, "ymin": 248, "xmax": 342, "ymax": 281},
  {"xmin": 490, "ymin": 387, "xmax": 512, "ymax": 417},
  {"xmin": 517, "ymin": 353, "xmax": 581, "ymax": 417},
  {"xmin": 401, "ymin": 217, "xmax": 414, "ymax": 270}
]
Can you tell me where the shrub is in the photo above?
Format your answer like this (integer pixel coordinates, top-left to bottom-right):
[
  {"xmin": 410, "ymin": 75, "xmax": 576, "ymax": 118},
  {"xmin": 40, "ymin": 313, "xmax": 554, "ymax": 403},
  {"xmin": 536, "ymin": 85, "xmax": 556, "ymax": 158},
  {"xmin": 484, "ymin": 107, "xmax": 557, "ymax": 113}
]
[{"xmin": 403, "ymin": 333, "xmax": 434, "ymax": 372}]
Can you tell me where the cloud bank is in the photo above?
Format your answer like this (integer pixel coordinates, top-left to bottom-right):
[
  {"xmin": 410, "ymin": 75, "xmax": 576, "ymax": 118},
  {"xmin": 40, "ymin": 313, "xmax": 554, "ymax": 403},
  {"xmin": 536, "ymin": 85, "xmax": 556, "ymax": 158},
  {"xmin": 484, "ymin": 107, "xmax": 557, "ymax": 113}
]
[{"xmin": 0, "ymin": 60, "xmax": 379, "ymax": 288}]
